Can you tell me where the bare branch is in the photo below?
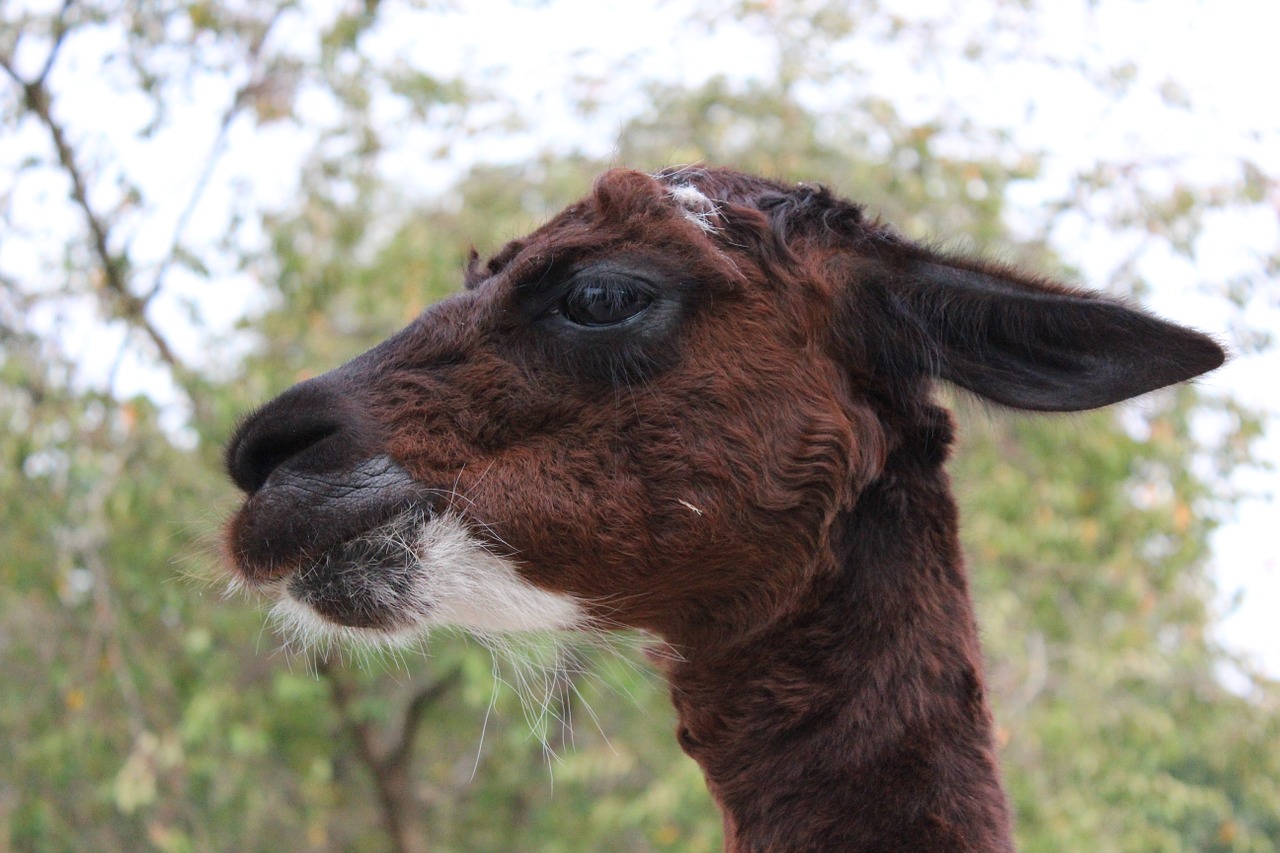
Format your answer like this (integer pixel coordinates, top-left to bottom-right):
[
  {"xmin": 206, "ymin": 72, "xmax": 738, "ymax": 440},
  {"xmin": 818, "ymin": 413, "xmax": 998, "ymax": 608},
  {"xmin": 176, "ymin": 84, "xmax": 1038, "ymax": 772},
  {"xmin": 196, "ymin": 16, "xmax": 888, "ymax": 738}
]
[
  {"xmin": 317, "ymin": 659, "xmax": 459, "ymax": 853},
  {"xmin": 384, "ymin": 666, "xmax": 464, "ymax": 772},
  {"xmin": 316, "ymin": 660, "xmax": 416, "ymax": 849},
  {"xmin": 10, "ymin": 72, "xmax": 186, "ymax": 371},
  {"xmin": 2, "ymin": 11, "xmax": 196, "ymax": 378},
  {"xmin": 143, "ymin": 6, "xmax": 290, "ymax": 305},
  {"xmin": 317, "ymin": 657, "xmax": 383, "ymax": 767},
  {"xmin": 0, "ymin": 52, "xmax": 23, "ymax": 87},
  {"xmin": 36, "ymin": 0, "xmax": 75, "ymax": 86}
]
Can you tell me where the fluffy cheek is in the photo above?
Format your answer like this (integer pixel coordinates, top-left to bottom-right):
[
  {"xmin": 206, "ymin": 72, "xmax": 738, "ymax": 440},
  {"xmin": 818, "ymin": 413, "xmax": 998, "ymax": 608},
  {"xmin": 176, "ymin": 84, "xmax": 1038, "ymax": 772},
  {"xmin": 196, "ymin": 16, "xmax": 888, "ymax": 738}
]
[
  {"xmin": 458, "ymin": 462, "xmax": 656, "ymax": 601},
  {"xmin": 433, "ymin": 426, "xmax": 841, "ymax": 637}
]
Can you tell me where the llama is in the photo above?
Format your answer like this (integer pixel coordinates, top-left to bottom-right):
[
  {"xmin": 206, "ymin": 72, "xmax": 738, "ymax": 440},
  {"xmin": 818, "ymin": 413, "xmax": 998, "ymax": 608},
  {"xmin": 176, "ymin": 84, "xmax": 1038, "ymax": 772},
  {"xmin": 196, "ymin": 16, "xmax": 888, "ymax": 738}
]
[{"xmin": 224, "ymin": 167, "xmax": 1224, "ymax": 851}]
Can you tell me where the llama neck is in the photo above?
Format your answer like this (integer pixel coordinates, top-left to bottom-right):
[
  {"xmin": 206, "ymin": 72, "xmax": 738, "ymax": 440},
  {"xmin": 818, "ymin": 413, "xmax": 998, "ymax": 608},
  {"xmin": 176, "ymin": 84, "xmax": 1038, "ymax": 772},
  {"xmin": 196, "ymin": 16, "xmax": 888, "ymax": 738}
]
[{"xmin": 666, "ymin": 445, "xmax": 1015, "ymax": 853}]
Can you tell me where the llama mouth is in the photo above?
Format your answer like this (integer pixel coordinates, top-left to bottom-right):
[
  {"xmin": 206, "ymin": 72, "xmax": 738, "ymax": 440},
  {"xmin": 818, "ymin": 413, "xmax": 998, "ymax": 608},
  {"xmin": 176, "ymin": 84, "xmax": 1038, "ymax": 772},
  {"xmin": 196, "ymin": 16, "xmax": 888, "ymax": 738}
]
[
  {"xmin": 228, "ymin": 454, "xmax": 428, "ymax": 586},
  {"xmin": 268, "ymin": 509, "xmax": 590, "ymax": 641}
]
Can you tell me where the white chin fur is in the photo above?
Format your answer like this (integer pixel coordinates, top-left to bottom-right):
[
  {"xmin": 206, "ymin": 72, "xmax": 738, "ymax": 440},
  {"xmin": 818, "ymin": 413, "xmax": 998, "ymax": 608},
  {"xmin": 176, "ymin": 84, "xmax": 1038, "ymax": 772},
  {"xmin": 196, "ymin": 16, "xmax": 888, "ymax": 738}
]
[{"xmin": 273, "ymin": 510, "xmax": 586, "ymax": 648}]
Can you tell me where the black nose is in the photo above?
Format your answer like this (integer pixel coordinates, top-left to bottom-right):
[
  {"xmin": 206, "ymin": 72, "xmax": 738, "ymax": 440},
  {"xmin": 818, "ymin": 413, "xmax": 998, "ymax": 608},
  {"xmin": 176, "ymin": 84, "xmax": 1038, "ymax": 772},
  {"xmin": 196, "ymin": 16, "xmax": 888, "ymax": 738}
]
[{"xmin": 226, "ymin": 377, "xmax": 373, "ymax": 495}]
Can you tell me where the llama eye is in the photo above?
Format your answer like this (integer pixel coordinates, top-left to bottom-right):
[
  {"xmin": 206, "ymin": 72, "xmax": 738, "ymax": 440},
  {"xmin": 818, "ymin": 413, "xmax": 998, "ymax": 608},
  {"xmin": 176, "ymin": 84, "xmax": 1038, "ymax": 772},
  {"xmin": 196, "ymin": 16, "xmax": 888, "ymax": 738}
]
[{"xmin": 559, "ymin": 277, "xmax": 653, "ymax": 327}]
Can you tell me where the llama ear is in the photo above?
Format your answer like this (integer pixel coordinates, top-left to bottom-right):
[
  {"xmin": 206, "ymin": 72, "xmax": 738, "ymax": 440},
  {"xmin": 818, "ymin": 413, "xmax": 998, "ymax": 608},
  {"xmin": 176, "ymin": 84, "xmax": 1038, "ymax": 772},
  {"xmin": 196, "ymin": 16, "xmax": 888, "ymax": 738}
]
[{"xmin": 881, "ymin": 258, "xmax": 1225, "ymax": 412}]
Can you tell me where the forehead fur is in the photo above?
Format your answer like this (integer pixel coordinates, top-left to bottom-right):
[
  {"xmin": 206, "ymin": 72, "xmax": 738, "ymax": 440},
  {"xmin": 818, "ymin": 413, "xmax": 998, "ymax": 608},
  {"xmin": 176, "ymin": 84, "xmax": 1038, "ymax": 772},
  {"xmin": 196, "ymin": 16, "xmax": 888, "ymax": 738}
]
[
  {"xmin": 462, "ymin": 166, "xmax": 912, "ymax": 300},
  {"xmin": 465, "ymin": 168, "xmax": 757, "ymax": 292}
]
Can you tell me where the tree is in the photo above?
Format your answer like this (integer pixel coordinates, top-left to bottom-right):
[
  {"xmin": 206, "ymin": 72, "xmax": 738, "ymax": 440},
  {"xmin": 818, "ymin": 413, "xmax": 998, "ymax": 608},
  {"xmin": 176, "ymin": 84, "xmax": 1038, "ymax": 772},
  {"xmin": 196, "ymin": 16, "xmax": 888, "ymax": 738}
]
[{"xmin": 2, "ymin": 1, "xmax": 1277, "ymax": 851}]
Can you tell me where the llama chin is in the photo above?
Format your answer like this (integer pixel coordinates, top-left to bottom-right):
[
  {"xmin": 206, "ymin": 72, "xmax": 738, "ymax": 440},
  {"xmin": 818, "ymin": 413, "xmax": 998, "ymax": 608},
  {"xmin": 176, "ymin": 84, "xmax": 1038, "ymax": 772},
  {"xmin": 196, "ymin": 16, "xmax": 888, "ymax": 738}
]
[{"xmin": 278, "ymin": 509, "xmax": 587, "ymax": 640}]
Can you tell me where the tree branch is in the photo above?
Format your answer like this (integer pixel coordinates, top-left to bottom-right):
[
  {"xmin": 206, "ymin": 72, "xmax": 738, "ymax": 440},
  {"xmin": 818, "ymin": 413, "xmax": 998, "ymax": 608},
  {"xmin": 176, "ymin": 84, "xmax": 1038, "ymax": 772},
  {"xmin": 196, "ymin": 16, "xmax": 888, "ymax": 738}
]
[
  {"xmin": 385, "ymin": 666, "xmax": 464, "ymax": 772},
  {"xmin": 7, "ymin": 67, "xmax": 185, "ymax": 371},
  {"xmin": 36, "ymin": 0, "xmax": 75, "ymax": 86},
  {"xmin": 142, "ymin": 6, "xmax": 288, "ymax": 305},
  {"xmin": 317, "ymin": 659, "xmax": 461, "ymax": 853}
]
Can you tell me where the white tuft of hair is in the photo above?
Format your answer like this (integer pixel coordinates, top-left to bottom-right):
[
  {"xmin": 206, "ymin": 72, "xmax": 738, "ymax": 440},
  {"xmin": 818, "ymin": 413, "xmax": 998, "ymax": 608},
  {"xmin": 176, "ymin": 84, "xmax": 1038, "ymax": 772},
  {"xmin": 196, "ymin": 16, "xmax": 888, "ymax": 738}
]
[
  {"xmin": 667, "ymin": 183, "xmax": 722, "ymax": 232},
  {"xmin": 414, "ymin": 511, "xmax": 586, "ymax": 632},
  {"xmin": 270, "ymin": 510, "xmax": 586, "ymax": 649}
]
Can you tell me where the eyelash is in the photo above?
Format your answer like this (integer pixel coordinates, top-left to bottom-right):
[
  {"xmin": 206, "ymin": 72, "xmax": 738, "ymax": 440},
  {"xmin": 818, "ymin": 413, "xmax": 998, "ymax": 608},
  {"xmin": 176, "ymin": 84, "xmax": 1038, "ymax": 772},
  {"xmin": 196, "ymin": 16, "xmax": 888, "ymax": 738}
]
[{"xmin": 557, "ymin": 276, "xmax": 654, "ymax": 327}]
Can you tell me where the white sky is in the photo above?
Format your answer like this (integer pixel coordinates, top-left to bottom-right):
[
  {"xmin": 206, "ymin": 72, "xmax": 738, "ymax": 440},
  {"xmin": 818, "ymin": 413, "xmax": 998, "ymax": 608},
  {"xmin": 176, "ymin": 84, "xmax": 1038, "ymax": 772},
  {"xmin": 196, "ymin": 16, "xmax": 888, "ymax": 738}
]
[{"xmin": 2, "ymin": 0, "xmax": 1277, "ymax": 676}]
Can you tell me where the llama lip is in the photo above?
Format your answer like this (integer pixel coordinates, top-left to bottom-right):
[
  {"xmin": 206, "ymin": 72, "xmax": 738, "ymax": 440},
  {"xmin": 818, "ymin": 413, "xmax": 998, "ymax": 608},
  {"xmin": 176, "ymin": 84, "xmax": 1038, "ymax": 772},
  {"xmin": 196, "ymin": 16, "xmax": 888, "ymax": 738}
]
[
  {"xmin": 283, "ymin": 508, "xmax": 429, "ymax": 630},
  {"xmin": 228, "ymin": 454, "xmax": 428, "ymax": 585}
]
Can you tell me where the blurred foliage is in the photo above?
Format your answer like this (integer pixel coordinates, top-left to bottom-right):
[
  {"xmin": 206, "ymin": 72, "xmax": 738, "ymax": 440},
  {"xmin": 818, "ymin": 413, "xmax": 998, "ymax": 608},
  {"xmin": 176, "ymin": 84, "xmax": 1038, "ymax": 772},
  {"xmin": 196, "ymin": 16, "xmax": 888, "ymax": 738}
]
[{"xmin": 2, "ymin": 1, "xmax": 1278, "ymax": 852}]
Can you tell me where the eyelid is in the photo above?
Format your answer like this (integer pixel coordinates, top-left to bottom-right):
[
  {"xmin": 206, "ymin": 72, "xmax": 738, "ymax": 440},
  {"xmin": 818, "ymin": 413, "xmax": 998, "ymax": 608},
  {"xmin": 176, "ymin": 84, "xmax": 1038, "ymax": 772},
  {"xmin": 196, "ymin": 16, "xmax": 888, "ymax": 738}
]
[
  {"xmin": 518, "ymin": 261, "xmax": 669, "ymax": 327},
  {"xmin": 560, "ymin": 274, "xmax": 655, "ymax": 327},
  {"xmin": 512, "ymin": 258, "xmax": 576, "ymax": 298},
  {"xmin": 544, "ymin": 266, "xmax": 655, "ymax": 306},
  {"xmin": 572, "ymin": 264, "xmax": 656, "ymax": 285}
]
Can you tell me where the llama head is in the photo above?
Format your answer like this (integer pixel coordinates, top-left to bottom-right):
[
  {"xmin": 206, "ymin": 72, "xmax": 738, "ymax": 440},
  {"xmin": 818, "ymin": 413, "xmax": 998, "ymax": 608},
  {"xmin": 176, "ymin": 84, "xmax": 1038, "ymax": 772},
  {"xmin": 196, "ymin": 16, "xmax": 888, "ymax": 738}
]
[{"xmin": 224, "ymin": 167, "xmax": 1223, "ymax": 650}]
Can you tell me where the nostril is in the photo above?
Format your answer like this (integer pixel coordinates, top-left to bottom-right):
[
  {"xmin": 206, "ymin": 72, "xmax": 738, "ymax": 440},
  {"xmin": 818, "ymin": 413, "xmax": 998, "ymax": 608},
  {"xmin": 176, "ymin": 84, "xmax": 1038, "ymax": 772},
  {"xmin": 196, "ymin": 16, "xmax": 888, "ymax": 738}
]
[
  {"xmin": 227, "ymin": 372, "xmax": 381, "ymax": 497},
  {"xmin": 228, "ymin": 418, "xmax": 341, "ymax": 495}
]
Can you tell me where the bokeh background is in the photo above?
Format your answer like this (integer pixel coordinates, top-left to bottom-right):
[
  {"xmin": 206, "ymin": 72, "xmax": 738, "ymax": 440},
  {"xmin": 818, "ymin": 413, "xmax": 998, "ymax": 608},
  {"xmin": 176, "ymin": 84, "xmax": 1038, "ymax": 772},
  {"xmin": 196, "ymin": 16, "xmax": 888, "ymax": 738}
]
[{"xmin": 2, "ymin": 1, "xmax": 1278, "ymax": 851}]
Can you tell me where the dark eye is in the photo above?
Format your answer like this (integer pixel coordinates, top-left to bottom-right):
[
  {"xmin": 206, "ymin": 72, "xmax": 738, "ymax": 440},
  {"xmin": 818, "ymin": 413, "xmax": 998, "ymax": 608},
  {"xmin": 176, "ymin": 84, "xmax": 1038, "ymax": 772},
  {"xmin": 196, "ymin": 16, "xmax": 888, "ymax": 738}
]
[{"xmin": 560, "ymin": 276, "xmax": 654, "ymax": 327}]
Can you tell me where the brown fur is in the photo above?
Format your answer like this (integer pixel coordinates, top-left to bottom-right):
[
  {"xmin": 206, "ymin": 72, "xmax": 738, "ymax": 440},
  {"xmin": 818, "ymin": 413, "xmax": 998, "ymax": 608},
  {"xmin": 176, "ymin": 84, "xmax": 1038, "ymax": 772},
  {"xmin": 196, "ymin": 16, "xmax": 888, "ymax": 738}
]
[{"xmin": 225, "ymin": 167, "xmax": 1224, "ymax": 851}]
